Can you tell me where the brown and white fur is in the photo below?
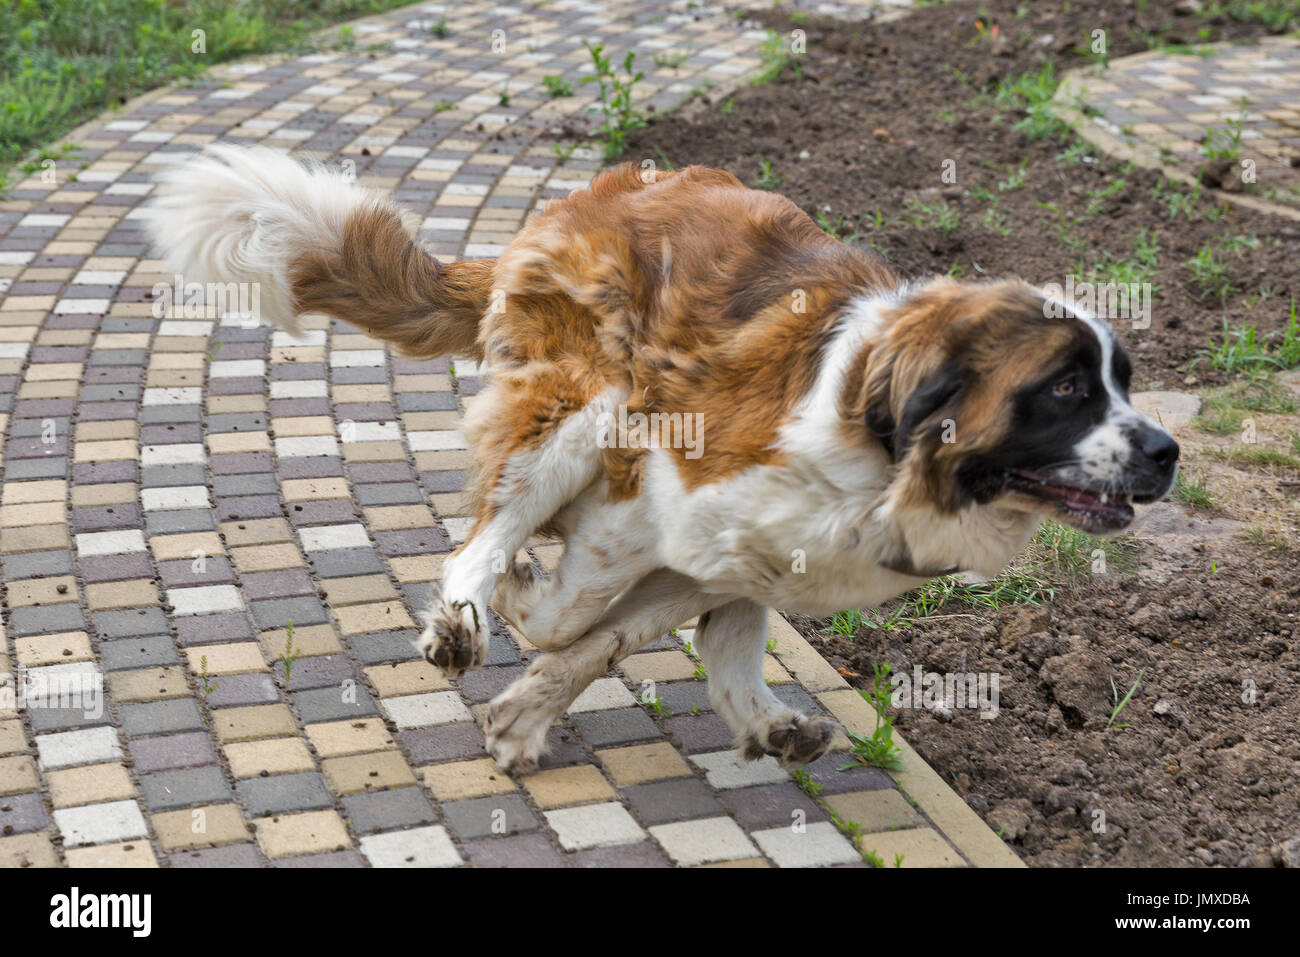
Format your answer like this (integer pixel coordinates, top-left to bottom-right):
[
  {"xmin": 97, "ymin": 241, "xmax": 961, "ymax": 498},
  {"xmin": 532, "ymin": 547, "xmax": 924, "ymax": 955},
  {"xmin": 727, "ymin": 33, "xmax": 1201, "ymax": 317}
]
[{"xmin": 145, "ymin": 146, "xmax": 1179, "ymax": 772}]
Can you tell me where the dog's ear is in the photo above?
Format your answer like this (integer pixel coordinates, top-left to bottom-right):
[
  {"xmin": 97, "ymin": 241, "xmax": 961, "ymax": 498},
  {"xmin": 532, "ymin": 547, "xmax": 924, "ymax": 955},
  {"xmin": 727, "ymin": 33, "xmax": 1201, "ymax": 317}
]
[{"xmin": 866, "ymin": 360, "xmax": 963, "ymax": 462}]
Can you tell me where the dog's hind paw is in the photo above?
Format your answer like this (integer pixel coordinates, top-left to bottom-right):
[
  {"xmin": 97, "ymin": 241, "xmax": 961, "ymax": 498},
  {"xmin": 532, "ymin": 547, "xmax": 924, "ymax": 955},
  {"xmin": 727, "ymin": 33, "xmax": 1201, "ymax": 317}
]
[
  {"xmin": 742, "ymin": 713, "xmax": 839, "ymax": 769},
  {"xmin": 485, "ymin": 687, "xmax": 552, "ymax": 775},
  {"xmin": 415, "ymin": 590, "xmax": 489, "ymax": 678}
]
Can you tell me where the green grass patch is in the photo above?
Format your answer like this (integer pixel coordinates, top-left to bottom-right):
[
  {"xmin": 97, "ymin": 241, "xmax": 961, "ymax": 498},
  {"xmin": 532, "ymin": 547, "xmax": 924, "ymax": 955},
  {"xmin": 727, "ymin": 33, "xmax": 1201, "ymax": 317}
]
[
  {"xmin": 1194, "ymin": 374, "xmax": 1297, "ymax": 434},
  {"xmin": 1195, "ymin": 300, "xmax": 1300, "ymax": 373},
  {"xmin": 1, "ymin": 0, "xmax": 424, "ymax": 178},
  {"xmin": 1174, "ymin": 471, "xmax": 1215, "ymax": 509}
]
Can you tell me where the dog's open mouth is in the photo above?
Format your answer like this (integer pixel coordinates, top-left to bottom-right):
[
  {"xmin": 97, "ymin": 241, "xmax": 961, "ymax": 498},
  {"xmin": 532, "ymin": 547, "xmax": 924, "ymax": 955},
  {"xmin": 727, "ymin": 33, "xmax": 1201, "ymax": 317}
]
[{"xmin": 1004, "ymin": 468, "xmax": 1134, "ymax": 532}]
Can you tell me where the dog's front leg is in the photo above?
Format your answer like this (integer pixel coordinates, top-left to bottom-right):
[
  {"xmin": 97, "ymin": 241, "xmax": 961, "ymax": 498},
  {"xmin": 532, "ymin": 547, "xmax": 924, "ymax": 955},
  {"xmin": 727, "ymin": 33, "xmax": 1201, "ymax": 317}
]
[
  {"xmin": 485, "ymin": 569, "xmax": 722, "ymax": 773},
  {"xmin": 693, "ymin": 599, "xmax": 840, "ymax": 768}
]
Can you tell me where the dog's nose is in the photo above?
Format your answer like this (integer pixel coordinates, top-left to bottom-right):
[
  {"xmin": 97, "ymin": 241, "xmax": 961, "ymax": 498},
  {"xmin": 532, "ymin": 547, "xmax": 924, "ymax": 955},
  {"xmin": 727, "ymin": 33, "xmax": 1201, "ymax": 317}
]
[{"xmin": 1140, "ymin": 427, "xmax": 1179, "ymax": 473}]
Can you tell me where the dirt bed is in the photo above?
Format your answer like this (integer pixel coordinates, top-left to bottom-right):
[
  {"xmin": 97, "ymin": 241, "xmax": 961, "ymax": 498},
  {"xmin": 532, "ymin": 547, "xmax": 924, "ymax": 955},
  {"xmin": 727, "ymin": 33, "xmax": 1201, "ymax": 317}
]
[{"xmin": 611, "ymin": 0, "xmax": 1300, "ymax": 866}]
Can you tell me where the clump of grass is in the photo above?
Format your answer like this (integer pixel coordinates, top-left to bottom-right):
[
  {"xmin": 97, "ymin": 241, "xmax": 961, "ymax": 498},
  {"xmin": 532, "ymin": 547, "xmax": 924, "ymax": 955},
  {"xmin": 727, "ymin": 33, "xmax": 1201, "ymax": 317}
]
[
  {"xmin": 1195, "ymin": 373, "xmax": 1297, "ymax": 435},
  {"xmin": 902, "ymin": 196, "xmax": 961, "ymax": 234},
  {"xmin": 541, "ymin": 74, "xmax": 572, "ymax": 98},
  {"xmin": 1030, "ymin": 520, "xmax": 1139, "ymax": 579},
  {"xmin": 751, "ymin": 30, "xmax": 794, "ymax": 85},
  {"xmin": 1195, "ymin": 300, "xmax": 1300, "ymax": 373},
  {"xmin": 841, "ymin": 663, "xmax": 904, "ymax": 771},
  {"xmin": 1188, "ymin": 244, "xmax": 1235, "ymax": 302},
  {"xmin": 1106, "ymin": 668, "xmax": 1145, "ymax": 731},
  {"xmin": 992, "ymin": 63, "xmax": 1071, "ymax": 141},
  {"xmin": 581, "ymin": 41, "xmax": 645, "ymax": 162},
  {"xmin": 752, "ymin": 156, "xmax": 784, "ymax": 190},
  {"xmin": 1207, "ymin": 445, "xmax": 1300, "ymax": 470},
  {"xmin": 1174, "ymin": 471, "xmax": 1215, "ymax": 509}
]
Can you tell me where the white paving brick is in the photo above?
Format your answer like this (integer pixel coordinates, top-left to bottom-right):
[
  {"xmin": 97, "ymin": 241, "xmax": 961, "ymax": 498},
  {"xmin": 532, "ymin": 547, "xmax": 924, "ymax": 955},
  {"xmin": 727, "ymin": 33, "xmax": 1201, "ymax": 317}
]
[
  {"xmin": 567, "ymin": 677, "xmax": 637, "ymax": 713},
  {"xmin": 140, "ymin": 443, "xmax": 206, "ymax": 466},
  {"xmin": 752, "ymin": 821, "xmax": 862, "ymax": 868},
  {"xmin": 406, "ymin": 430, "xmax": 468, "ymax": 452},
  {"xmin": 75, "ymin": 529, "xmax": 146, "ymax": 557},
  {"xmin": 143, "ymin": 387, "xmax": 203, "ymax": 406},
  {"xmin": 269, "ymin": 379, "xmax": 328, "ymax": 399},
  {"xmin": 545, "ymin": 802, "xmax": 646, "ymax": 851},
  {"xmin": 36, "ymin": 726, "xmax": 122, "ymax": 770},
  {"xmin": 166, "ymin": 585, "xmax": 245, "ymax": 616},
  {"xmin": 380, "ymin": 692, "xmax": 473, "ymax": 729},
  {"xmin": 689, "ymin": 749, "xmax": 789, "ymax": 789},
  {"xmin": 54, "ymin": 800, "xmax": 149, "ymax": 847},
  {"xmin": 360, "ymin": 825, "xmax": 461, "ymax": 867},
  {"xmin": 298, "ymin": 523, "xmax": 370, "ymax": 552},
  {"xmin": 274, "ymin": 435, "xmax": 340, "ymax": 458},
  {"xmin": 142, "ymin": 485, "xmax": 210, "ymax": 511},
  {"xmin": 650, "ymin": 816, "xmax": 758, "ymax": 866}
]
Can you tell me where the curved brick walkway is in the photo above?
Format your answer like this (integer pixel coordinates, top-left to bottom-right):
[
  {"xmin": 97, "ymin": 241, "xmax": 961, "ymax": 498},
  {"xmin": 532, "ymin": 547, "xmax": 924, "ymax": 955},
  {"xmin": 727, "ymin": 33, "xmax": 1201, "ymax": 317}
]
[
  {"xmin": 1056, "ymin": 37, "xmax": 1300, "ymax": 217},
  {"xmin": 0, "ymin": 0, "xmax": 1016, "ymax": 868}
]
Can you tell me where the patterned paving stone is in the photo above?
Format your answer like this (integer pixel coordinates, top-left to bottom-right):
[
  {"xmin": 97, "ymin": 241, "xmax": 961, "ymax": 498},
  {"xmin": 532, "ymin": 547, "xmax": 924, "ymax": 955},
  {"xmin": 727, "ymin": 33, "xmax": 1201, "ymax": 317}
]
[{"xmin": 0, "ymin": 0, "xmax": 1015, "ymax": 868}]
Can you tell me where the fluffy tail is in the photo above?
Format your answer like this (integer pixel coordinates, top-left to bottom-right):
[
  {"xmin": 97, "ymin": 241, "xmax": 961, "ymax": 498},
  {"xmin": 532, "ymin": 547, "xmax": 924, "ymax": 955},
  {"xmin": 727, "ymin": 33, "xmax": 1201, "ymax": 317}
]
[{"xmin": 143, "ymin": 144, "xmax": 491, "ymax": 358}]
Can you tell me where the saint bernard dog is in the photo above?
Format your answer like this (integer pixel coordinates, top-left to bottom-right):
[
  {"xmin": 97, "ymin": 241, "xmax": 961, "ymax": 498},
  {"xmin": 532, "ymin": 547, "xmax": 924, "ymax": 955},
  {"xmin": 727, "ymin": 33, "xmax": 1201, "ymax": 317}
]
[{"xmin": 146, "ymin": 146, "xmax": 1178, "ymax": 772}]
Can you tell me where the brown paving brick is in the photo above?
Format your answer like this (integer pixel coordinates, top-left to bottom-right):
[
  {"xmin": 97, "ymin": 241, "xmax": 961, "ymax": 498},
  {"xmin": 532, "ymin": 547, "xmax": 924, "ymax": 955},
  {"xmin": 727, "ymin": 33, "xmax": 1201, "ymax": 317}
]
[
  {"xmin": 597, "ymin": 741, "xmax": 691, "ymax": 787},
  {"xmin": 322, "ymin": 750, "xmax": 418, "ymax": 794},
  {"xmin": 824, "ymin": 789, "xmax": 924, "ymax": 834},
  {"xmin": 422, "ymin": 757, "xmax": 516, "ymax": 802},
  {"xmin": 619, "ymin": 650, "xmax": 697, "ymax": 684},
  {"xmin": 225, "ymin": 736, "xmax": 316, "ymax": 777},
  {"xmin": 152, "ymin": 803, "xmax": 250, "ymax": 850},
  {"xmin": 388, "ymin": 555, "xmax": 446, "ymax": 582},
  {"xmin": 47, "ymin": 762, "xmax": 136, "ymax": 808}
]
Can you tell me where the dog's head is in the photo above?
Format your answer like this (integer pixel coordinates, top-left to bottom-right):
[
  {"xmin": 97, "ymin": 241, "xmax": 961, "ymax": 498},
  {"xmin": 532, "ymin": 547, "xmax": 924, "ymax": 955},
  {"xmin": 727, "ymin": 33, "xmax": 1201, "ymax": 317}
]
[{"xmin": 852, "ymin": 278, "xmax": 1177, "ymax": 535}]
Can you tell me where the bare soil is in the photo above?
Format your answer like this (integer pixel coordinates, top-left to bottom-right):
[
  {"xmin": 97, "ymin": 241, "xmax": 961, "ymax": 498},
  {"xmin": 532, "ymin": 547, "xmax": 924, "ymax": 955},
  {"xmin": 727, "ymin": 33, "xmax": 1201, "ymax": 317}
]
[{"xmin": 614, "ymin": 0, "xmax": 1300, "ymax": 867}]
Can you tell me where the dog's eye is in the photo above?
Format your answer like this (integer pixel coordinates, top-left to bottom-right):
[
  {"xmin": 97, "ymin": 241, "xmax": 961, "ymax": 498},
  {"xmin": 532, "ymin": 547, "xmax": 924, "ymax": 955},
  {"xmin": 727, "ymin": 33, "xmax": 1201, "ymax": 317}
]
[{"xmin": 1052, "ymin": 376, "xmax": 1082, "ymax": 399}]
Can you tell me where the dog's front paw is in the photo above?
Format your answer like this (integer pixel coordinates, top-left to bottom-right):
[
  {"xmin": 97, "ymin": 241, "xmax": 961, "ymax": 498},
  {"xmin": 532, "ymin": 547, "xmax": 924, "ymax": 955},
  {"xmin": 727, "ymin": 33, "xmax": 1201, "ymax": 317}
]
[
  {"xmin": 484, "ymin": 682, "xmax": 552, "ymax": 775},
  {"xmin": 743, "ymin": 713, "xmax": 839, "ymax": 769},
  {"xmin": 415, "ymin": 592, "xmax": 489, "ymax": 678}
]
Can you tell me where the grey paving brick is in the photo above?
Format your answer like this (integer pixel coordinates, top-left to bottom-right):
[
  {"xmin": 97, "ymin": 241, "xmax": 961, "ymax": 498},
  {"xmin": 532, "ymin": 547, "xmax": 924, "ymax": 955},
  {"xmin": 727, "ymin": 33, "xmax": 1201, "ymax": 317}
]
[
  {"xmin": 571, "ymin": 707, "xmax": 663, "ymax": 748},
  {"xmin": 623, "ymin": 778, "xmax": 723, "ymax": 826},
  {"xmin": 205, "ymin": 672, "xmax": 281, "ymax": 708},
  {"xmin": 129, "ymin": 731, "xmax": 219, "ymax": 772},
  {"xmin": 139, "ymin": 765, "xmax": 233, "ymax": 810},
  {"xmin": 341, "ymin": 786, "xmax": 437, "ymax": 835},
  {"xmin": 99, "ymin": 635, "xmax": 180, "ymax": 672},
  {"xmin": 462, "ymin": 831, "xmax": 568, "ymax": 868},
  {"xmin": 120, "ymin": 699, "xmax": 207, "ymax": 736},
  {"xmin": 236, "ymin": 771, "xmax": 333, "ymax": 816},
  {"xmin": 441, "ymin": 793, "xmax": 537, "ymax": 840},
  {"xmin": 92, "ymin": 607, "xmax": 170, "ymax": 639},
  {"xmin": 290, "ymin": 685, "xmax": 379, "ymax": 724},
  {"xmin": 0, "ymin": 792, "xmax": 49, "ymax": 835}
]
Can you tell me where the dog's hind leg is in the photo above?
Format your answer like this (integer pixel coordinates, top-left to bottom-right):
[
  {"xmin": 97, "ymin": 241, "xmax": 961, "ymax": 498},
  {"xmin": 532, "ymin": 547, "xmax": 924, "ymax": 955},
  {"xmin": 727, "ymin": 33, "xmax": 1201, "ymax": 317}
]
[
  {"xmin": 692, "ymin": 600, "xmax": 840, "ymax": 768},
  {"xmin": 493, "ymin": 495, "xmax": 659, "ymax": 652},
  {"xmin": 417, "ymin": 386, "xmax": 616, "ymax": 677},
  {"xmin": 485, "ymin": 569, "xmax": 721, "ymax": 773}
]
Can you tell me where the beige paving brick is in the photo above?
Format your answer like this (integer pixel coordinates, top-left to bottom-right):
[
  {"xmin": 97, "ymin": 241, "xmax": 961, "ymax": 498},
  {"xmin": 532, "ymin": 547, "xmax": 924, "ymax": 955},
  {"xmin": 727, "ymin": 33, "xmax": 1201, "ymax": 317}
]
[
  {"xmin": 620, "ymin": 650, "xmax": 697, "ymax": 684},
  {"xmin": 231, "ymin": 542, "xmax": 302, "ymax": 572},
  {"xmin": 71, "ymin": 482, "xmax": 137, "ymax": 507},
  {"xmin": 152, "ymin": 803, "xmax": 250, "ymax": 850},
  {"xmin": 208, "ymin": 431, "xmax": 270, "ymax": 454},
  {"xmin": 598, "ymin": 741, "xmax": 691, "ymax": 787},
  {"xmin": 281, "ymin": 477, "xmax": 350, "ymax": 501},
  {"xmin": 305, "ymin": 718, "xmax": 396, "ymax": 757},
  {"xmin": 108, "ymin": 666, "xmax": 189, "ymax": 702},
  {"xmin": 0, "ymin": 754, "xmax": 40, "ymax": 794},
  {"xmin": 857, "ymin": 827, "xmax": 965, "ymax": 868},
  {"xmin": 422, "ymin": 757, "xmax": 516, "ymax": 801},
  {"xmin": 523, "ymin": 765, "xmax": 617, "ymax": 809},
  {"xmin": 0, "ymin": 718, "xmax": 27, "ymax": 755},
  {"xmin": 259, "ymin": 624, "xmax": 341, "ymax": 658},
  {"xmin": 85, "ymin": 578, "xmax": 159, "ymax": 610},
  {"xmin": 1, "ymin": 523, "xmax": 70, "ymax": 553},
  {"xmin": 364, "ymin": 660, "xmax": 451, "ymax": 697},
  {"xmin": 13, "ymin": 631, "xmax": 93, "ymax": 666},
  {"xmin": 318, "ymin": 574, "xmax": 397, "ymax": 606},
  {"xmin": 322, "ymin": 750, "xmax": 418, "ymax": 794},
  {"xmin": 221, "ymin": 517, "xmax": 293, "ymax": 547},
  {"xmin": 252, "ymin": 809, "xmax": 351, "ymax": 859},
  {"xmin": 0, "ymin": 832, "xmax": 59, "ymax": 868},
  {"xmin": 150, "ymin": 531, "xmax": 224, "ymax": 560},
  {"xmin": 46, "ymin": 762, "xmax": 136, "ymax": 808},
  {"xmin": 183, "ymin": 642, "xmax": 265, "ymax": 675},
  {"xmin": 825, "ymin": 789, "xmax": 925, "ymax": 834},
  {"xmin": 1, "ymin": 479, "xmax": 65, "ymax": 505},
  {"xmin": 65, "ymin": 841, "xmax": 159, "ymax": 868},
  {"xmin": 6, "ymin": 575, "xmax": 79, "ymax": 607},
  {"xmin": 225, "ymin": 736, "xmax": 316, "ymax": 777},
  {"xmin": 389, "ymin": 554, "xmax": 446, "ymax": 582},
  {"xmin": 333, "ymin": 600, "xmax": 416, "ymax": 635},
  {"xmin": 214, "ymin": 704, "xmax": 299, "ymax": 743}
]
